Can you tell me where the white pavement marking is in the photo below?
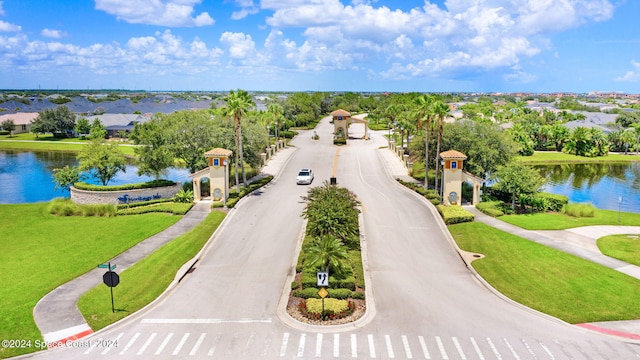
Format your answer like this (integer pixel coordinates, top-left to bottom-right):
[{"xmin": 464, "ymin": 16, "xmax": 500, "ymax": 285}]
[
  {"xmin": 315, "ymin": 333, "xmax": 323, "ymax": 358},
  {"xmin": 190, "ymin": 333, "xmax": 206, "ymax": 356},
  {"xmin": 155, "ymin": 333, "xmax": 174, "ymax": 355},
  {"xmin": 351, "ymin": 334, "xmax": 358, "ymax": 358},
  {"xmin": 280, "ymin": 333, "xmax": 289, "ymax": 357},
  {"xmin": 435, "ymin": 336, "xmax": 448, "ymax": 359},
  {"xmin": 385, "ymin": 335, "xmax": 395, "ymax": 358},
  {"xmin": 262, "ymin": 335, "xmax": 272, "ymax": 356},
  {"xmin": 503, "ymin": 338, "xmax": 520, "ymax": 360},
  {"xmin": 42, "ymin": 323, "xmax": 93, "ymax": 344},
  {"xmin": 172, "ymin": 333, "xmax": 190, "ymax": 355},
  {"xmin": 141, "ymin": 318, "xmax": 272, "ymax": 324},
  {"xmin": 83, "ymin": 338, "xmax": 99, "ymax": 355},
  {"xmin": 119, "ymin": 332, "xmax": 140, "ymax": 355},
  {"xmin": 402, "ymin": 335, "xmax": 413, "ymax": 359},
  {"xmin": 101, "ymin": 333, "xmax": 122, "ymax": 355},
  {"xmin": 207, "ymin": 334, "xmax": 221, "ymax": 356},
  {"xmin": 486, "ymin": 338, "xmax": 502, "ymax": 360},
  {"xmin": 297, "ymin": 333, "xmax": 306, "ymax": 357},
  {"xmin": 368, "ymin": 334, "xmax": 377, "ymax": 358},
  {"xmin": 137, "ymin": 333, "xmax": 156, "ymax": 355},
  {"xmin": 452, "ymin": 337, "xmax": 466, "ymax": 360},
  {"xmin": 334, "ymin": 334, "xmax": 340, "ymax": 357},
  {"xmin": 521, "ymin": 339, "xmax": 538, "ymax": 360},
  {"xmin": 419, "ymin": 336, "xmax": 431, "ymax": 359},
  {"xmin": 470, "ymin": 337, "xmax": 485, "ymax": 360},
  {"xmin": 539, "ymin": 341, "xmax": 555, "ymax": 359}
]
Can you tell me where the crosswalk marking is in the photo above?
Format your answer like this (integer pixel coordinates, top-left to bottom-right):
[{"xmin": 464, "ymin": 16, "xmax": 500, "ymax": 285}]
[
  {"xmin": 155, "ymin": 332, "xmax": 173, "ymax": 355},
  {"xmin": 504, "ymin": 338, "xmax": 520, "ymax": 360},
  {"xmin": 137, "ymin": 332, "xmax": 156, "ymax": 355},
  {"xmin": 334, "ymin": 333, "xmax": 340, "ymax": 357},
  {"xmin": 539, "ymin": 340, "xmax": 554, "ymax": 359},
  {"xmin": 402, "ymin": 335, "xmax": 413, "ymax": 359},
  {"xmin": 470, "ymin": 337, "xmax": 485, "ymax": 360},
  {"xmin": 452, "ymin": 337, "xmax": 466, "ymax": 360},
  {"xmin": 419, "ymin": 336, "xmax": 431, "ymax": 359},
  {"xmin": 119, "ymin": 332, "xmax": 139, "ymax": 355},
  {"xmin": 190, "ymin": 333, "xmax": 206, "ymax": 356},
  {"xmin": 384, "ymin": 334, "xmax": 394, "ymax": 358},
  {"xmin": 486, "ymin": 337, "xmax": 502, "ymax": 360},
  {"xmin": 297, "ymin": 333, "xmax": 306, "ymax": 357},
  {"xmin": 521, "ymin": 339, "xmax": 538, "ymax": 360},
  {"xmin": 351, "ymin": 333, "xmax": 358, "ymax": 358},
  {"xmin": 242, "ymin": 333, "xmax": 255, "ymax": 356},
  {"xmin": 101, "ymin": 333, "xmax": 122, "ymax": 355},
  {"xmin": 172, "ymin": 332, "xmax": 189, "ymax": 355},
  {"xmin": 315, "ymin": 333, "xmax": 323, "ymax": 357},
  {"xmin": 207, "ymin": 334, "xmax": 221, "ymax": 356},
  {"xmin": 368, "ymin": 334, "xmax": 376, "ymax": 358},
  {"xmin": 435, "ymin": 336, "xmax": 448, "ymax": 359},
  {"xmin": 279, "ymin": 333, "xmax": 289, "ymax": 357}
]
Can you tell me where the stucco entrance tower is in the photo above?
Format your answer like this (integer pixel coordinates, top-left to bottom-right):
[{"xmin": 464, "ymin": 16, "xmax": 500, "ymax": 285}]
[
  {"xmin": 439, "ymin": 150, "xmax": 483, "ymax": 206},
  {"xmin": 330, "ymin": 109, "xmax": 370, "ymax": 140},
  {"xmin": 190, "ymin": 148, "xmax": 232, "ymax": 203}
]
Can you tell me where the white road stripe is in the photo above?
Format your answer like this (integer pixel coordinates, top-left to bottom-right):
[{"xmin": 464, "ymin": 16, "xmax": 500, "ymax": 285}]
[
  {"xmin": 297, "ymin": 333, "xmax": 306, "ymax": 357},
  {"xmin": 334, "ymin": 334, "xmax": 340, "ymax": 357},
  {"xmin": 486, "ymin": 338, "xmax": 502, "ymax": 360},
  {"xmin": 452, "ymin": 337, "xmax": 466, "ymax": 360},
  {"xmin": 503, "ymin": 338, "xmax": 520, "ymax": 360},
  {"xmin": 119, "ymin": 332, "xmax": 140, "ymax": 355},
  {"xmin": 315, "ymin": 333, "xmax": 323, "ymax": 357},
  {"xmin": 141, "ymin": 318, "xmax": 272, "ymax": 324},
  {"xmin": 435, "ymin": 336, "xmax": 448, "ymax": 360},
  {"xmin": 385, "ymin": 335, "xmax": 395, "ymax": 358},
  {"xmin": 155, "ymin": 333, "xmax": 173, "ymax": 355},
  {"xmin": 83, "ymin": 338, "xmax": 99, "ymax": 355},
  {"xmin": 172, "ymin": 333, "xmax": 190, "ymax": 355},
  {"xmin": 261, "ymin": 335, "xmax": 271, "ymax": 356},
  {"xmin": 242, "ymin": 333, "xmax": 255, "ymax": 356},
  {"xmin": 207, "ymin": 334, "xmax": 221, "ymax": 356},
  {"xmin": 101, "ymin": 333, "xmax": 122, "ymax": 355},
  {"xmin": 470, "ymin": 338, "xmax": 485, "ymax": 360},
  {"xmin": 280, "ymin": 333, "xmax": 289, "ymax": 357},
  {"xmin": 368, "ymin": 334, "xmax": 377, "ymax": 358},
  {"xmin": 190, "ymin": 333, "xmax": 206, "ymax": 356},
  {"xmin": 137, "ymin": 333, "xmax": 157, "ymax": 355},
  {"xmin": 539, "ymin": 341, "xmax": 555, "ymax": 359},
  {"xmin": 418, "ymin": 336, "xmax": 431, "ymax": 359},
  {"xmin": 351, "ymin": 334, "xmax": 358, "ymax": 358},
  {"xmin": 402, "ymin": 335, "xmax": 413, "ymax": 359},
  {"xmin": 521, "ymin": 339, "xmax": 538, "ymax": 360}
]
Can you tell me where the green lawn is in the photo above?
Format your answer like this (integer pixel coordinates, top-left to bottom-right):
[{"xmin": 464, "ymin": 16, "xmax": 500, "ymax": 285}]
[
  {"xmin": 499, "ymin": 209, "xmax": 640, "ymax": 230},
  {"xmin": 450, "ymin": 222, "xmax": 640, "ymax": 324},
  {"xmin": 0, "ymin": 134, "xmax": 136, "ymax": 156},
  {"xmin": 598, "ymin": 234, "xmax": 640, "ymax": 267},
  {"xmin": 517, "ymin": 151, "xmax": 640, "ymax": 164},
  {"xmin": 78, "ymin": 211, "xmax": 225, "ymax": 330},
  {"xmin": 0, "ymin": 203, "xmax": 181, "ymax": 359}
]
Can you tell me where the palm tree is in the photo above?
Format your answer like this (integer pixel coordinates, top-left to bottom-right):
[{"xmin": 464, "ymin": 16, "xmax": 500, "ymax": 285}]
[
  {"xmin": 412, "ymin": 94, "xmax": 435, "ymax": 189},
  {"xmin": 267, "ymin": 103, "xmax": 284, "ymax": 142},
  {"xmin": 304, "ymin": 235, "xmax": 350, "ymax": 276},
  {"xmin": 432, "ymin": 101, "xmax": 450, "ymax": 194},
  {"xmin": 223, "ymin": 89, "xmax": 255, "ymax": 191}
]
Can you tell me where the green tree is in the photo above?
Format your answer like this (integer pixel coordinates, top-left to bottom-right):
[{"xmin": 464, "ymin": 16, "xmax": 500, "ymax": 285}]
[
  {"xmin": 412, "ymin": 94, "xmax": 435, "ymax": 189},
  {"xmin": 130, "ymin": 119, "xmax": 175, "ymax": 178},
  {"xmin": 77, "ymin": 138, "xmax": 126, "ymax": 186},
  {"xmin": 302, "ymin": 182, "xmax": 360, "ymax": 244},
  {"xmin": 492, "ymin": 163, "xmax": 545, "ymax": 210},
  {"xmin": 563, "ymin": 127, "xmax": 609, "ymax": 157},
  {"xmin": 75, "ymin": 117, "xmax": 91, "ymax": 137},
  {"xmin": 620, "ymin": 128, "xmax": 636, "ymax": 155},
  {"xmin": 89, "ymin": 118, "xmax": 106, "ymax": 139},
  {"xmin": 1, "ymin": 119, "xmax": 15, "ymax": 137},
  {"xmin": 33, "ymin": 106, "xmax": 76, "ymax": 137},
  {"xmin": 304, "ymin": 235, "xmax": 350, "ymax": 275},
  {"xmin": 267, "ymin": 103, "xmax": 284, "ymax": 141},
  {"xmin": 52, "ymin": 165, "xmax": 85, "ymax": 194},
  {"xmin": 222, "ymin": 89, "xmax": 255, "ymax": 191},
  {"xmin": 432, "ymin": 101, "xmax": 450, "ymax": 194}
]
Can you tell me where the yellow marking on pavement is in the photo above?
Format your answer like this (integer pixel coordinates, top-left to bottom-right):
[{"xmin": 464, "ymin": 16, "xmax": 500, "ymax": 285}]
[{"xmin": 332, "ymin": 147, "xmax": 340, "ymax": 177}]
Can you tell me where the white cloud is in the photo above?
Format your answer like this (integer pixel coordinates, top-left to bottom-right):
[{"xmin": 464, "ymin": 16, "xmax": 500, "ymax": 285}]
[
  {"xmin": 220, "ymin": 32, "xmax": 256, "ymax": 59},
  {"xmin": 94, "ymin": 0, "xmax": 214, "ymax": 27},
  {"xmin": 41, "ymin": 28, "xmax": 66, "ymax": 39},
  {"xmin": 615, "ymin": 60, "xmax": 640, "ymax": 82},
  {"xmin": 0, "ymin": 20, "xmax": 21, "ymax": 32}
]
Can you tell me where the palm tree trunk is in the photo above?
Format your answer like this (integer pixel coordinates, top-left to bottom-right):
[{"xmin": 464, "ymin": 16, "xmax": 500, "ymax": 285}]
[
  {"xmin": 234, "ymin": 121, "xmax": 240, "ymax": 192},
  {"xmin": 434, "ymin": 120, "xmax": 442, "ymax": 194},
  {"xmin": 238, "ymin": 121, "xmax": 246, "ymax": 186},
  {"xmin": 424, "ymin": 119, "xmax": 430, "ymax": 190}
]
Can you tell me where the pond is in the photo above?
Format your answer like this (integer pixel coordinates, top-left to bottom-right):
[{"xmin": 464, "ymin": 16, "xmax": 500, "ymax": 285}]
[
  {"xmin": 535, "ymin": 162, "xmax": 640, "ymax": 213},
  {"xmin": 0, "ymin": 150, "xmax": 191, "ymax": 204}
]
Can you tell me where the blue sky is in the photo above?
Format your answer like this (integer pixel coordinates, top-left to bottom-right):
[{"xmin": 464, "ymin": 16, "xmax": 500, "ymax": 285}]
[{"xmin": 0, "ymin": 0, "xmax": 638, "ymax": 93}]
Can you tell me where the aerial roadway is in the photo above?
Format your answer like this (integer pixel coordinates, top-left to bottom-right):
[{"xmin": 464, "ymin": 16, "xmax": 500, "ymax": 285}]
[{"xmin": 31, "ymin": 117, "xmax": 640, "ymax": 359}]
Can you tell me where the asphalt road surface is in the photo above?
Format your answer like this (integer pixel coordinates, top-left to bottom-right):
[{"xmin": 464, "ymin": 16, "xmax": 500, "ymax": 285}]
[{"xmin": 29, "ymin": 117, "xmax": 640, "ymax": 359}]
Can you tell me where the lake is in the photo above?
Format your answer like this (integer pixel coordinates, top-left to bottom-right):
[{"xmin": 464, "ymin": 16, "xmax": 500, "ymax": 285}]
[
  {"xmin": 0, "ymin": 150, "xmax": 191, "ymax": 204},
  {"xmin": 535, "ymin": 162, "xmax": 640, "ymax": 213}
]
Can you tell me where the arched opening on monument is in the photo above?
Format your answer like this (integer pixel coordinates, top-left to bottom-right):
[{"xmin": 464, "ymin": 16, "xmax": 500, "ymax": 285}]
[
  {"xmin": 348, "ymin": 123, "xmax": 367, "ymax": 139},
  {"xmin": 199, "ymin": 176, "xmax": 211, "ymax": 198}
]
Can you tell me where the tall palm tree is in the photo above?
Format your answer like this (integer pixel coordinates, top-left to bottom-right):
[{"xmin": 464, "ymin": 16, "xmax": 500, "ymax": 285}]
[
  {"xmin": 432, "ymin": 101, "xmax": 450, "ymax": 194},
  {"xmin": 304, "ymin": 235, "xmax": 350, "ymax": 276},
  {"xmin": 223, "ymin": 89, "xmax": 255, "ymax": 191},
  {"xmin": 267, "ymin": 103, "xmax": 284, "ymax": 142},
  {"xmin": 412, "ymin": 94, "xmax": 435, "ymax": 189}
]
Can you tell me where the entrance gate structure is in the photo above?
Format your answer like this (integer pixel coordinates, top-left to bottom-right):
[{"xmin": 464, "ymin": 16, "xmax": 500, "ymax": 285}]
[
  {"xmin": 190, "ymin": 148, "xmax": 232, "ymax": 203},
  {"xmin": 439, "ymin": 150, "xmax": 484, "ymax": 205},
  {"xmin": 330, "ymin": 109, "xmax": 370, "ymax": 140}
]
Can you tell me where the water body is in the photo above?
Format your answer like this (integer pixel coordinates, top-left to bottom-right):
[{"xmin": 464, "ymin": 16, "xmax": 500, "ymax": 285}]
[
  {"xmin": 0, "ymin": 150, "xmax": 190, "ymax": 204},
  {"xmin": 535, "ymin": 162, "xmax": 640, "ymax": 213}
]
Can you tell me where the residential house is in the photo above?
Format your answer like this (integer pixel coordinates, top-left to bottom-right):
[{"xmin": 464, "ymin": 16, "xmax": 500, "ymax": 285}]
[{"xmin": 0, "ymin": 112, "xmax": 39, "ymax": 134}]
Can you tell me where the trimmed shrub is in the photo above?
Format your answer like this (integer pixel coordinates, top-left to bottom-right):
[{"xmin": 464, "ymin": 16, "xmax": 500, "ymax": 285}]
[
  {"xmin": 476, "ymin": 201, "xmax": 505, "ymax": 217},
  {"xmin": 536, "ymin": 192, "xmax": 569, "ymax": 212},
  {"xmin": 226, "ymin": 197, "xmax": 239, "ymax": 208},
  {"xmin": 328, "ymin": 288, "xmax": 353, "ymax": 299},
  {"xmin": 290, "ymin": 281, "xmax": 301, "ymax": 290},
  {"xmin": 74, "ymin": 179, "xmax": 175, "ymax": 191},
  {"xmin": 116, "ymin": 198, "xmax": 172, "ymax": 209},
  {"xmin": 562, "ymin": 203, "xmax": 596, "ymax": 218},
  {"xmin": 49, "ymin": 198, "xmax": 116, "ymax": 217},
  {"xmin": 299, "ymin": 298, "xmax": 355, "ymax": 320},
  {"xmin": 333, "ymin": 137, "xmax": 347, "ymax": 145},
  {"xmin": 292, "ymin": 288, "xmax": 321, "ymax": 299},
  {"xmin": 117, "ymin": 202, "xmax": 192, "ymax": 215},
  {"xmin": 436, "ymin": 205, "xmax": 474, "ymax": 225}
]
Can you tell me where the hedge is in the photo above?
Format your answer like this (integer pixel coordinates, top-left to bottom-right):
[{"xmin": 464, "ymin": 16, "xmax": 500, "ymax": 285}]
[
  {"xmin": 436, "ymin": 205, "xmax": 475, "ymax": 225},
  {"xmin": 74, "ymin": 179, "xmax": 175, "ymax": 191},
  {"xmin": 536, "ymin": 192, "xmax": 569, "ymax": 212},
  {"xmin": 476, "ymin": 201, "xmax": 505, "ymax": 217}
]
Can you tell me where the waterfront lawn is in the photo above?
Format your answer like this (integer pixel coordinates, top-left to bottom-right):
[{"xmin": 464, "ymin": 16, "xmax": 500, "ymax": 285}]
[
  {"xmin": 78, "ymin": 211, "xmax": 225, "ymax": 330},
  {"xmin": 517, "ymin": 151, "xmax": 640, "ymax": 164},
  {"xmin": 0, "ymin": 134, "xmax": 136, "ymax": 156},
  {"xmin": 450, "ymin": 222, "xmax": 640, "ymax": 324},
  {"xmin": 499, "ymin": 209, "xmax": 640, "ymax": 230},
  {"xmin": 0, "ymin": 203, "xmax": 181, "ymax": 359},
  {"xmin": 598, "ymin": 234, "xmax": 640, "ymax": 267}
]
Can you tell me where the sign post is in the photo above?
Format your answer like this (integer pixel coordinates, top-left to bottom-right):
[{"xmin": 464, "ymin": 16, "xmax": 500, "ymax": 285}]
[
  {"xmin": 317, "ymin": 271, "xmax": 329, "ymax": 320},
  {"xmin": 98, "ymin": 262, "xmax": 119, "ymax": 313}
]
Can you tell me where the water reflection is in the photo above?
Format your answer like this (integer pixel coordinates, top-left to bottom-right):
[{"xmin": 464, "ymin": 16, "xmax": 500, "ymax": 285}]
[
  {"xmin": 0, "ymin": 150, "xmax": 190, "ymax": 204},
  {"xmin": 535, "ymin": 162, "xmax": 639, "ymax": 213}
]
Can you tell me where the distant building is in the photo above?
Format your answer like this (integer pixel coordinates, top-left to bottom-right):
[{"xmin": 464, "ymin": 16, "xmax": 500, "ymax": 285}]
[{"xmin": 0, "ymin": 112, "xmax": 39, "ymax": 134}]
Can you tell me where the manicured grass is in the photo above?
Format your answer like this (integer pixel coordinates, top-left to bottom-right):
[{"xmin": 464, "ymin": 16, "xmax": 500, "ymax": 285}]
[
  {"xmin": 517, "ymin": 151, "xmax": 640, "ymax": 164},
  {"xmin": 450, "ymin": 222, "xmax": 640, "ymax": 324},
  {"xmin": 78, "ymin": 211, "xmax": 225, "ymax": 330},
  {"xmin": 598, "ymin": 234, "xmax": 640, "ymax": 267},
  {"xmin": 499, "ymin": 209, "xmax": 640, "ymax": 230},
  {"xmin": 0, "ymin": 203, "xmax": 181, "ymax": 358},
  {"xmin": 0, "ymin": 135, "xmax": 136, "ymax": 156}
]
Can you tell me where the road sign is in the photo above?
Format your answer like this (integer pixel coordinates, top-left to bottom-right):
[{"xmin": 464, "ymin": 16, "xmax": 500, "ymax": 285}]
[
  {"xmin": 98, "ymin": 263, "xmax": 116, "ymax": 270},
  {"xmin": 317, "ymin": 272, "xmax": 329, "ymax": 287},
  {"xmin": 103, "ymin": 271, "xmax": 120, "ymax": 287},
  {"xmin": 318, "ymin": 287, "xmax": 329, "ymax": 299}
]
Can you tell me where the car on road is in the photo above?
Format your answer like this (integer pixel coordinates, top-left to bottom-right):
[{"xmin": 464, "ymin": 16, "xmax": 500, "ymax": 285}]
[{"xmin": 296, "ymin": 168, "xmax": 314, "ymax": 185}]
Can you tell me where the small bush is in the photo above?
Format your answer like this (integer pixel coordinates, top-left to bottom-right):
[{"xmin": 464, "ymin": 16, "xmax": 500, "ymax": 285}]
[
  {"xmin": 173, "ymin": 189, "xmax": 194, "ymax": 203},
  {"xmin": 299, "ymin": 298, "xmax": 355, "ymax": 320},
  {"xmin": 211, "ymin": 201, "xmax": 224, "ymax": 208},
  {"xmin": 292, "ymin": 288, "xmax": 321, "ymax": 299},
  {"xmin": 333, "ymin": 138, "xmax": 347, "ymax": 145},
  {"xmin": 562, "ymin": 203, "xmax": 596, "ymax": 218},
  {"xmin": 436, "ymin": 205, "xmax": 474, "ymax": 225},
  {"xmin": 117, "ymin": 202, "xmax": 192, "ymax": 215},
  {"xmin": 476, "ymin": 201, "xmax": 505, "ymax": 217},
  {"xmin": 226, "ymin": 197, "xmax": 239, "ymax": 208},
  {"xmin": 290, "ymin": 281, "xmax": 301, "ymax": 290},
  {"xmin": 49, "ymin": 198, "xmax": 116, "ymax": 217},
  {"xmin": 74, "ymin": 179, "xmax": 175, "ymax": 191},
  {"xmin": 536, "ymin": 192, "xmax": 569, "ymax": 212}
]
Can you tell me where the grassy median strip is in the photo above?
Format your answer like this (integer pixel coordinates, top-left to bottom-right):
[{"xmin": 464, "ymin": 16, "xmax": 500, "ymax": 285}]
[
  {"xmin": 0, "ymin": 203, "xmax": 181, "ymax": 359},
  {"xmin": 78, "ymin": 211, "xmax": 226, "ymax": 330},
  {"xmin": 499, "ymin": 209, "xmax": 640, "ymax": 230},
  {"xmin": 450, "ymin": 221, "xmax": 640, "ymax": 324},
  {"xmin": 598, "ymin": 234, "xmax": 640, "ymax": 267}
]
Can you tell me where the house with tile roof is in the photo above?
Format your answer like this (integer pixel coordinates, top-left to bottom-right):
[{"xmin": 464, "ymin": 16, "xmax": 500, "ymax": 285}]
[{"xmin": 0, "ymin": 112, "xmax": 39, "ymax": 134}]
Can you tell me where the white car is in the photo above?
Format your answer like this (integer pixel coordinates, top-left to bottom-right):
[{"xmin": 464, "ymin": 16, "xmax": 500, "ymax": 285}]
[{"xmin": 296, "ymin": 168, "xmax": 314, "ymax": 185}]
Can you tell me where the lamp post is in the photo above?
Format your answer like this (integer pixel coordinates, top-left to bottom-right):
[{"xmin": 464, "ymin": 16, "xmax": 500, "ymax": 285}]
[
  {"xmin": 275, "ymin": 120, "xmax": 279, "ymax": 142},
  {"xmin": 400, "ymin": 126, "xmax": 404, "ymax": 149},
  {"xmin": 388, "ymin": 122, "xmax": 391, "ymax": 140},
  {"xmin": 440, "ymin": 158, "xmax": 445, "ymax": 200}
]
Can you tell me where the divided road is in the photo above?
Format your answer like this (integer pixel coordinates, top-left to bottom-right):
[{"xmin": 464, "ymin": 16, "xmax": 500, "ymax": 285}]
[{"xmin": 30, "ymin": 117, "xmax": 640, "ymax": 359}]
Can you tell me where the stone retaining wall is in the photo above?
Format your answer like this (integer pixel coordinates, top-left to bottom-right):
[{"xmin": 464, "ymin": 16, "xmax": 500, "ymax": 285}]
[{"xmin": 70, "ymin": 183, "xmax": 181, "ymax": 205}]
